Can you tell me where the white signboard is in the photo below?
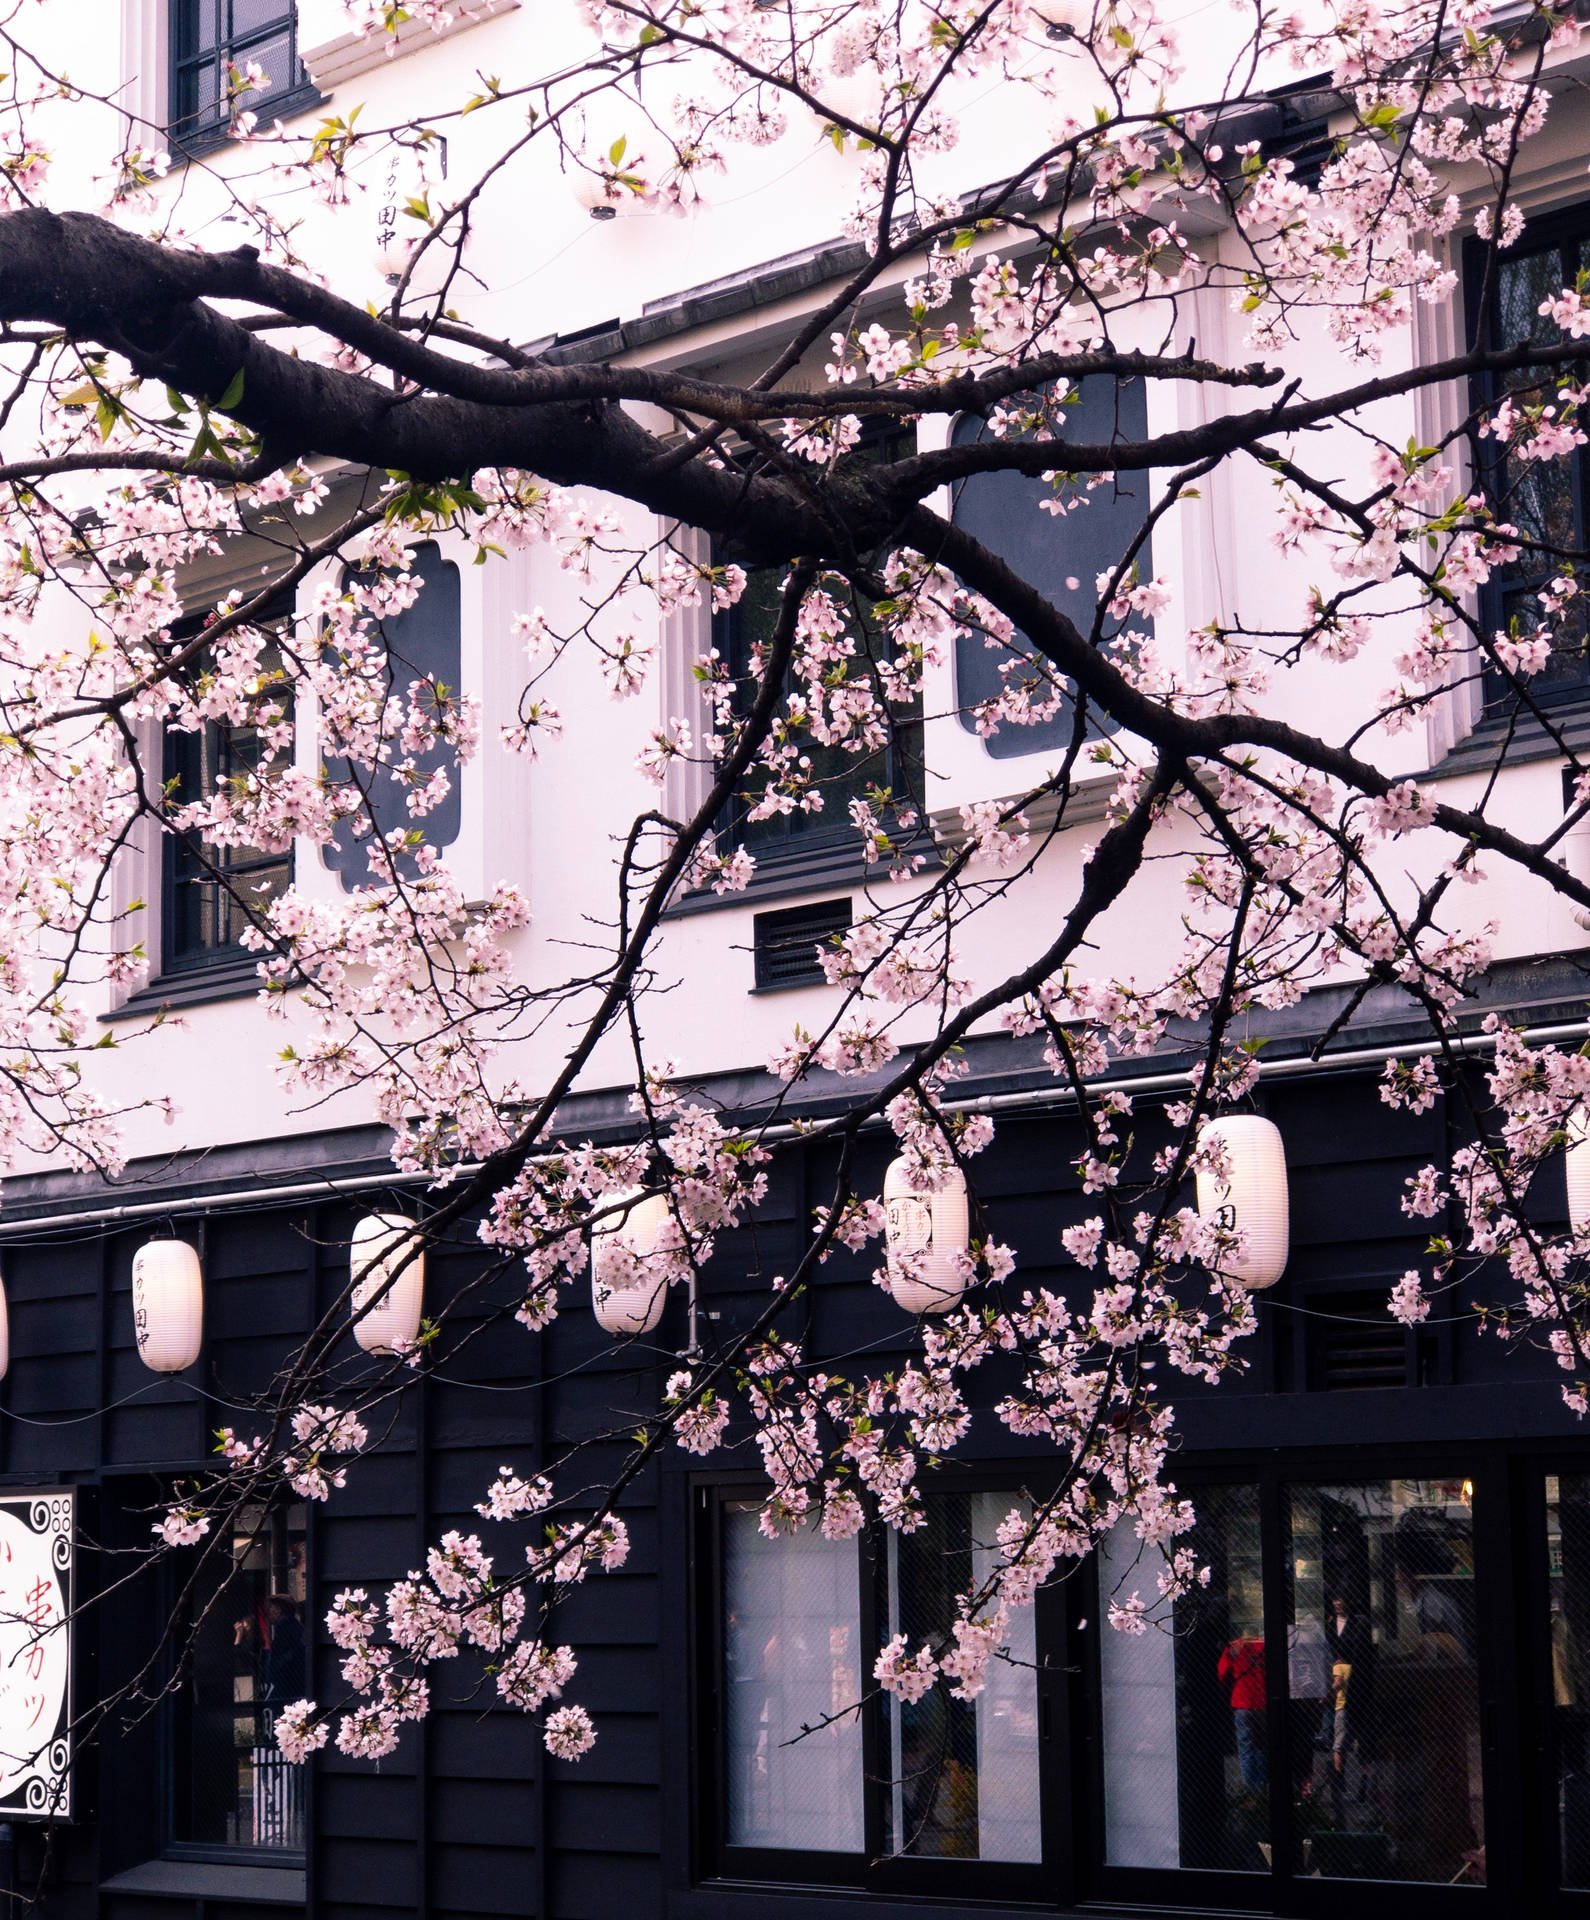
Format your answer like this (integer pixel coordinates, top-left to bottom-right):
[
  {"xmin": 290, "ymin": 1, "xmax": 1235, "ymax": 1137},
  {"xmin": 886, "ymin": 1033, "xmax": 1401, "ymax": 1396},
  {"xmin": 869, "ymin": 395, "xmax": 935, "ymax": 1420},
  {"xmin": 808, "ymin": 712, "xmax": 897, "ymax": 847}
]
[{"xmin": 0, "ymin": 1491, "xmax": 73, "ymax": 1818}]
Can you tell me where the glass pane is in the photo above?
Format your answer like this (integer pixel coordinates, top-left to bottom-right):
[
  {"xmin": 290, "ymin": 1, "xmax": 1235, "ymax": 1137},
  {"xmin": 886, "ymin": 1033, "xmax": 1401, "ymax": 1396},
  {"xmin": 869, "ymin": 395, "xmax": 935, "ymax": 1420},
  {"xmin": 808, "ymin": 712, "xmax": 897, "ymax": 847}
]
[
  {"xmin": 325, "ymin": 544, "xmax": 464, "ymax": 888},
  {"xmin": 170, "ymin": 1503, "xmax": 307, "ymax": 1849},
  {"xmin": 881, "ymin": 1492, "xmax": 1040, "ymax": 1861},
  {"xmin": 240, "ymin": 29, "xmax": 293, "ymax": 103},
  {"xmin": 1099, "ymin": 1483, "xmax": 1268, "ymax": 1871},
  {"xmin": 722, "ymin": 1504, "xmax": 863, "ymax": 1852},
  {"xmin": 165, "ymin": 637, "xmax": 294, "ymax": 968},
  {"xmin": 951, "ymin": 376, "xmax": 1150, "ymax": 758},
  {"xmin": 719, "ymin": 425, "xmax": 921, "ymax": 858},
  {"xmin": 175, "ymin": 0, "xmax": 221, "ymax": 56},
  {"xmin": 1485, "ymin": 243, "xmax": 1590, "ymax": 702},
  {"xmin": 1286, "ymin": 1478, "xmax": 1484, "ymax": 1883},
  {"xmin": 1547, "ymin": 1474, "xmax": 1590, "ymax": 1886}
]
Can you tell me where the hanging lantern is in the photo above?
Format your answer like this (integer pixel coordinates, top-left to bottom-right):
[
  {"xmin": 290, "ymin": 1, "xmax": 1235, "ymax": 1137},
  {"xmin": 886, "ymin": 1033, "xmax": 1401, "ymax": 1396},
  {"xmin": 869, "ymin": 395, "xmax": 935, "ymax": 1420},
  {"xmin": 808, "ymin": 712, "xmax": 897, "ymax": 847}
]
[
  {"xmin": 1567, "ymin": 1112, "xmax": 1590, "ymax": 1235},
  {"xmin": 1195, "ymin": 1114, "xmax": 1290, "ymax": 1289},
  {"xmin": 350, "ymin": 1214, "xmax": 426, "ymax": 1355},
  {"xmin": 590, "ymin": 1191, "xmax": 671, "ymax": 1335},
  {"xmin": 372, "ymin": 139, "xmax": 455, "ymax": 296},
  {"xmin": 1028, "ymin": 0, "xmax": 1091, "ymax": 37},
  {"xmin": 0, "ymin": 1272, "xmax": 12, "ymax": 1383},
  {"xmin": 884, "ymin": 1158, "xmax": 972, "ymax": 1314},
  {"xmin": 568, "ymin": 94, "xmax": 649, "ymax": 220},
  {"xmin": 132, "ymin": 1238, "xmax": 204, "ymax": 1373}
]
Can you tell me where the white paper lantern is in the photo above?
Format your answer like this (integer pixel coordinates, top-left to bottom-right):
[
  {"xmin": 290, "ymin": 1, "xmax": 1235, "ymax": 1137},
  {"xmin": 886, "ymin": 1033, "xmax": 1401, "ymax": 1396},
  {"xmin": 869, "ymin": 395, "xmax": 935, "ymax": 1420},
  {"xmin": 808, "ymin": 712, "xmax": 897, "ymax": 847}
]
[
  {"xmin": 568, "ymin": 94, "xmax": 648, "ymax": 220},
  {"xmin": 884, "ymin": 1158, "xmax": 972, "ymax": 1314},
  {"xmin": 0, "ymin": 1273, "xmax": 12, "ymax": 1382},
  {"xmin": 1567, "ymin": 1111, "xmax": 1590, "ymax": 1235},
  {"xmin": 590, "ymin": 1191, "xmax": 672, "ymax": 1335},
  {"xmin": 350, "ymin": 1214, "xmax": 426, "ymax": 1355},
  {"xmin": 1195, "ymin": 1114, "xmax": 1290, "ymax": 1289},
  {"xmin": 132, "ymin": 1238, "xmax": 204, "ymax": 1373},
  {"xmin": 1029, "ymin": 0, "xmax": 1090, "ymax": 36}
]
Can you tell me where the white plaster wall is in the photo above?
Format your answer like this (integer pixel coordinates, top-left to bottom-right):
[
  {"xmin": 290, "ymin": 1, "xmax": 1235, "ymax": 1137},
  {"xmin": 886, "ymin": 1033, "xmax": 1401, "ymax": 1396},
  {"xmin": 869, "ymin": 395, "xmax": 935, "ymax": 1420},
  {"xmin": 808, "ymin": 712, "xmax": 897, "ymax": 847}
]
[{"xmin": 6, "ymin": 1, "xmax": 1585, "ymax": 1169}]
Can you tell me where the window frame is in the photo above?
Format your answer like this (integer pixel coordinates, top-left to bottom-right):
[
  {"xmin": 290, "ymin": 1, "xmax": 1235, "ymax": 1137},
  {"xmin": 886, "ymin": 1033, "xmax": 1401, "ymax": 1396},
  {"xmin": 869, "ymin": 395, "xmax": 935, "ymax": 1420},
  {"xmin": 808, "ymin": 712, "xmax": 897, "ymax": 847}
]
[
  {"xmin": 158, "ymin": 590, "xmax": 296, "ymax": 984},
  {"xmin": 706, "ymin": 423, "xmax": 934, "ymax": 893},
  {"xmin": 167, "ymin": 1, "xmax": 320, "ymax": 158},
  {"xmin": 1467, "ymin": 202, "xmax": 1590, "ymax": 719},
  {"xmin": 690, "ymin": 1442, "xmax": 1590, "ymax": 1914},
  {"xmin": 692, "ymin": 1468, "xmax": 1068, "ymax": 1904},
  {"xmin": 946, "ymin": 376, "xmax": 1152, "ymax": 762},
  {"xmin": 158, "ymin": 1495, "xmax": 309, "ymax": 1869}
]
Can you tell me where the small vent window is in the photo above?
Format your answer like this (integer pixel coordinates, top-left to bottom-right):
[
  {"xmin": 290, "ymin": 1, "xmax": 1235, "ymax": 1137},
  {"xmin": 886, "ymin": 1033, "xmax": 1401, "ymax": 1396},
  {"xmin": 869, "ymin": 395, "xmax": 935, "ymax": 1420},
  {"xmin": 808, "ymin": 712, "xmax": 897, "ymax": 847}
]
[
  {"xmin": 753, "ymin": 898, "xmax": 851, "ymax": 991},
  {"xmin": 1305, "ymin": 1290, "xmax": 1409, "ymax": 1392}
]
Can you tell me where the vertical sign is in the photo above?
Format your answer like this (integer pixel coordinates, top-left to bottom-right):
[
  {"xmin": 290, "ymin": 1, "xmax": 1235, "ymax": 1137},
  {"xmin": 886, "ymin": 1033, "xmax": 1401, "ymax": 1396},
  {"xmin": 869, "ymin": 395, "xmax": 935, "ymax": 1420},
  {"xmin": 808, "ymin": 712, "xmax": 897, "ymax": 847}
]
[{"xmin": 0, "ymin": 1491, "xmax": 73, "ymax": 1819}]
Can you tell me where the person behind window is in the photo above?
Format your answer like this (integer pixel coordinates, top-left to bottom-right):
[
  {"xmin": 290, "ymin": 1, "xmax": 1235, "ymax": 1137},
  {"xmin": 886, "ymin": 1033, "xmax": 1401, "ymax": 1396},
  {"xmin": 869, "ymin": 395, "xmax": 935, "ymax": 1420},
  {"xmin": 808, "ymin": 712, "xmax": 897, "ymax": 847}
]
[{"xmin": 1218, "ymin": 1632, "xmax": 1267, "ymax": 1790}]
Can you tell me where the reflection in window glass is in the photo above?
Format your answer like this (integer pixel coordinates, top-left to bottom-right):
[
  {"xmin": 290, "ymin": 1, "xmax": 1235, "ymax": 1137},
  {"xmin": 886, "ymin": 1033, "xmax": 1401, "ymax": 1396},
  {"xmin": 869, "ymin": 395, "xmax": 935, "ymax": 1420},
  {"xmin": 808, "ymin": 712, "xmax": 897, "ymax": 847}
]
[
  {"xmin": 169, "ymin": 1502, "xmax": 307, "ymax": 1850},
  {"xmin": 1286, "ymin": 1479, "xmax": 1483, "ymax": 1883},
  {"xmin": 723, "ymin": 1504, "xmax": 863, "ymax": 1852},
  {"xmin": 1099, "ymin": 1484, "xmax": 1267, "ymax": 1871},
  {"xmin": 881, "ymin": 1492, "xmax": 1040, "ymax": 1861},
  {"xmin": 1547, "ymin": 1474, "xmax": 1590, "ymax": 1886}
]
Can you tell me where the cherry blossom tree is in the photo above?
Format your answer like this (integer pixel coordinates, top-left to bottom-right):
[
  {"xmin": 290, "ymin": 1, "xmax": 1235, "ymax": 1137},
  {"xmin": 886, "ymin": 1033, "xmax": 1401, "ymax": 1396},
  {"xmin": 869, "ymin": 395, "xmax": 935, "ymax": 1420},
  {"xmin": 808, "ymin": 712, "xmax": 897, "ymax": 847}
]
[{"xmin": 0, "ymin": 0, "xmax": 1583, "ymax": 1786}]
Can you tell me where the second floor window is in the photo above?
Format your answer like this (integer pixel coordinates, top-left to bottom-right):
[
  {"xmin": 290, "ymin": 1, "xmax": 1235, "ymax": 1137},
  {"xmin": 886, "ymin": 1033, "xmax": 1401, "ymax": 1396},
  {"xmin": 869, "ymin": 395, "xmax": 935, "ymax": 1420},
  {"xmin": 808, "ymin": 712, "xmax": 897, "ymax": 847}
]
[
  {"xmin": 171, "ymin": 2, "xmax": 307, "ymax": 148},
  {"xmin": 716, "ymin": 425, "xmax": 923, "ymax": 873},
  {"xmin": 163, "ymin": 623, "xmax": 294, "ymax": 976},
  {"xmin": 950, "ymin": 376, "xmax": 1151, "ymax": 759},
  {"xmin": 1472, "ymin": 212, "xmax": 1590, "ymax": 709}
]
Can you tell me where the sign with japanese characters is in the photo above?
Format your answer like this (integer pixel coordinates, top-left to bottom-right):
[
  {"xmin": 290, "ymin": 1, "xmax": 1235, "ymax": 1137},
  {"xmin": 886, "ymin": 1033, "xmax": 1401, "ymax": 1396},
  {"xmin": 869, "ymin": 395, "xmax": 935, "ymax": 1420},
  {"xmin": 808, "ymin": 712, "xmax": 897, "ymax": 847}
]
[{"xmin": 0, "ymin": 1492, "xmax": 73, "ymax": 1819}]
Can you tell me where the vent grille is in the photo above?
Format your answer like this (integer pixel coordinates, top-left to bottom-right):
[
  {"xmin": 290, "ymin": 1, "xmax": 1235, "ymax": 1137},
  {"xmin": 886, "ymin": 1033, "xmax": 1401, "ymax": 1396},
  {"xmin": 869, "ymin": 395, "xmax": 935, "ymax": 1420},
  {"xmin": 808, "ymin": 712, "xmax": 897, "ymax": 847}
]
[
  {"xmin": 1306, "ymin": 1290, "xmax": 1409, "ymax": 1392},
  {"xmin": 753, "ymin": 898, "xmax": 852, "ymax": 991}
]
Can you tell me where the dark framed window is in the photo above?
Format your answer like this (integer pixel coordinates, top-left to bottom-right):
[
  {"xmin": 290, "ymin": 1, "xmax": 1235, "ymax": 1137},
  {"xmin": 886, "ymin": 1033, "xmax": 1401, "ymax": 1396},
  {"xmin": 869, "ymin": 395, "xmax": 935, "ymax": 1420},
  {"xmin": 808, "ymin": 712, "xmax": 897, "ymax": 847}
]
[
  {"xmin": 170, "ymin": 2, "xmax": 314, "ymax": 152},
  {"xmin": 1470, "ymin": 209, "xmax": 1590, "ymax": 711},
  {"xmin": 697, "ymin": 1476, "xmax": 1056, "ymax": 1899},
  {"xmin": 950, "ymin": 376, "xmax": 1151, "ymax": 758},
  {"xmin": 162, "ymin": 608, "xmax": 294, "ymax": 977},
  {"xmin": 322, "ymin": 540, "xmax": 463, "ymax": 889},
  {"xmin": 165, "ymin": 1500, "xmax": 308, "ymax": 1859},
  {"xmin": 713, "ymin": 425, "xmax": 925, "ymax": 881},
  {"xmin": 698, "ymin": 1448, "xmax": 1590, "ymax": 1912},
  {"xmin": 1089, "ymin": 1461, "xmax": 1498, "ymax": 1911}
]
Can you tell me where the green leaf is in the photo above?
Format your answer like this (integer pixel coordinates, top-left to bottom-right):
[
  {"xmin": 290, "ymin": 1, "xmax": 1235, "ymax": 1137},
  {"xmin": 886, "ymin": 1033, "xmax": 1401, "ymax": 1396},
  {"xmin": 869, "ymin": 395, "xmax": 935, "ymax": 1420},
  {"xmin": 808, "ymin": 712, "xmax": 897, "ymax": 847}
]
[{"xmin": 217, "ymin": 366, "xmax": 245, "ymax": 412}]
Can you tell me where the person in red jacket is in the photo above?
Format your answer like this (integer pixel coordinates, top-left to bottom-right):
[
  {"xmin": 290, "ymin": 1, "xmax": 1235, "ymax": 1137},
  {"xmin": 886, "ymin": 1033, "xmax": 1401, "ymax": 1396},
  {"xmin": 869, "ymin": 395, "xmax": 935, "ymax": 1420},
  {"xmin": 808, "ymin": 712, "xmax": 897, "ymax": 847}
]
[{"xmin": 1219, "ymin": 1636, "xmax": 1267, "ymax": 1789}]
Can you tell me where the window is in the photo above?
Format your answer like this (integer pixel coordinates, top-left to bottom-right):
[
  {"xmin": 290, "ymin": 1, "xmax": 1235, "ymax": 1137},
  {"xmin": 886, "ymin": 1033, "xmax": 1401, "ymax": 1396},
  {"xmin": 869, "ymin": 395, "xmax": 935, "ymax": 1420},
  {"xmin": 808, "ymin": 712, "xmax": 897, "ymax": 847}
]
[
  {"xmin": 714, "ymin": 426, "xmax": 924, "ymax": 881},
  {"xmin": 166, "ymin": 1501, "xmax": 307, "ymax": 1856},
  {"xmin": 1471, "ymin": 212, "xmax": 1590, "ymax": 710},
  {"xmin": 702, "ymin": 1456, "xmax": 1590, "ymax": 1908},
  {"xmin": 950, "ymin": 377, "xmax": 1151, "ymax": 758},
  {"xmin": 322, "ymin": 541, "xmax": 464, "ymax": 889},
  {"xmin": 705, "ymin": 1483, "xmax": 1049, "ymax": 1896},
  {"xmin": 1547, "ymin": 1473, "xmax": 1590, "ymax": 1888},
  {"xmin": 170, "ymin": 2, "xmax": 312, "ymax": 150},
  {"xmin": 163, "ymin": 623, "xmax": 294, "ymax": 977},
  {"xmin": 1096, "ymin": 1472, "xmax": 1486, "ymax": 1898}
]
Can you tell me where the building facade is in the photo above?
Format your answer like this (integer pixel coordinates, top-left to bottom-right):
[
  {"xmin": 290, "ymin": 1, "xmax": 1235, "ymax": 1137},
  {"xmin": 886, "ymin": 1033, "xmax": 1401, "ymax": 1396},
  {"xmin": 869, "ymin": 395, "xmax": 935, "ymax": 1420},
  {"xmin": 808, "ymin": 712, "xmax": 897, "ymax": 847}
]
[{"xmin": 0, "ymin": 3, "xmax": 1588, "ymax": 1919}]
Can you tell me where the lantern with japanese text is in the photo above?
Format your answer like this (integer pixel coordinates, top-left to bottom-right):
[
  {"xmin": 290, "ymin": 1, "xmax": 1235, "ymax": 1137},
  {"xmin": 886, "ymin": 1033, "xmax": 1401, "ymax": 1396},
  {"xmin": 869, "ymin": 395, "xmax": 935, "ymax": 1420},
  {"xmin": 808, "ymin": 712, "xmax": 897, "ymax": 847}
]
[
  {"xmin": 1195, "ymin": 1114, "xmax": 1290, "ymax": 1289},
  {"xmin": 131, "ymin": 1237, "xmax": 204, "ymax": 1373},
  {"xmin": 884, "ymin": 1158, "xmax": 972, "ymax": 1314},
  {"xmin": 591, "ymin": 1191, "xmax": 671, "ymax": 1335},
  {"xmin": 350, "ymin": 1214, "xmax": 426, "ymax": 1355}
]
